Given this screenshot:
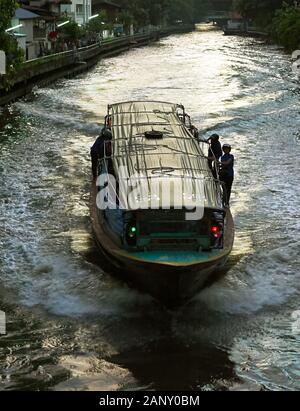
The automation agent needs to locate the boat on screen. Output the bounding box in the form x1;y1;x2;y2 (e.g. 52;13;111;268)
195;22;221;32
90;101;234;307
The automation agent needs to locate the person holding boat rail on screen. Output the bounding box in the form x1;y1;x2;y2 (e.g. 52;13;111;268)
219;143;234;206
207;134;222;178
91;127;112;178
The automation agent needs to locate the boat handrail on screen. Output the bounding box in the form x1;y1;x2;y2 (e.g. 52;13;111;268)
100;158;222;183
109;109;182;116
111;121;184;127
98;159;225;211
99;154;225;210
105;139;208;159
108;101;184;111
103;140;218;178
110;173;222;182
113;151;209;160
111;135;202;142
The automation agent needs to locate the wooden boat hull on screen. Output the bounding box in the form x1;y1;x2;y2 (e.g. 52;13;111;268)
90;182;234;307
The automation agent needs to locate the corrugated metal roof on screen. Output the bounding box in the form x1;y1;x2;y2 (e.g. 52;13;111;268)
93;0;122;9
108;101;223;210
15;8;40;20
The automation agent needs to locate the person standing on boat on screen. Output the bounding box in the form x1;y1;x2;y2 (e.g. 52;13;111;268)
220;144;234;206
207;134;222;176
91;128;112;178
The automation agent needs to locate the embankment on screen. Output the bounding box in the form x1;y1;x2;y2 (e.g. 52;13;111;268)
0;26;193;106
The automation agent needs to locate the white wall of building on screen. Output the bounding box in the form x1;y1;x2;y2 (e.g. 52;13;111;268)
22;20;34;43
10;17;35;42
0;51;6;75
15;35;27;54
61;0;92;24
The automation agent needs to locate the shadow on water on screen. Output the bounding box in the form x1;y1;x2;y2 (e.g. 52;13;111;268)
109;340;239;391
0;293;240;391
78;244;245;391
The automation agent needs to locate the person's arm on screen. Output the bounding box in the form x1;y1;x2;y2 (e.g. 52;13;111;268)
221;156;233;166
207;147;215;161
91;137;103;154
217;148;223;160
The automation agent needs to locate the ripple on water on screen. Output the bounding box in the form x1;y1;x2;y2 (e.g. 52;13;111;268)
0;30;299;391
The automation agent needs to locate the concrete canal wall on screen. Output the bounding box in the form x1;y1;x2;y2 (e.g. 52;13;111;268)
0;26;194;106
223;28;269;37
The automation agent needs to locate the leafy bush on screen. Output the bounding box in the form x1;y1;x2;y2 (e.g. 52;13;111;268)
58;20;85;41
0;0;25;90
233;1;300;50
0;32;24;90
85;12;112;36
272;5;300;50
117;0;196;29
0;0;19;32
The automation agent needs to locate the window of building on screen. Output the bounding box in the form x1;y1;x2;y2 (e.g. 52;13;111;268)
76;4;84;15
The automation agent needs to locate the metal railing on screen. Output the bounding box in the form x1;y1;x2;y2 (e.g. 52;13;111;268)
25;43;98;65
24;25;193;66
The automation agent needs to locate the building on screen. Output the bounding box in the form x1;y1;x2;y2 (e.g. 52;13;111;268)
20;0;72;16
10;8;41;60
13;0;72;59
91;1;124;36
92;0;122;22
20;1;73;34
11;2;72;59
60;1;92;24
60;1;123;27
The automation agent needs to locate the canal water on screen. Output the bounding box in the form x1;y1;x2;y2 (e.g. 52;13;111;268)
0;30;299;391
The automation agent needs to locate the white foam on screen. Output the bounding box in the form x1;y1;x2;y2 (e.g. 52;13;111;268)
194;242;300;315
17;254;153;317
15;102;102;135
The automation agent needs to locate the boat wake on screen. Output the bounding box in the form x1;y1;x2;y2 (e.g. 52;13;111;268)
15;101;102;135
192;242;300;315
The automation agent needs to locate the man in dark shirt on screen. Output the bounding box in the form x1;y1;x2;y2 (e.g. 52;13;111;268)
220;143;234;206
207;134;222;176
91;128;112;178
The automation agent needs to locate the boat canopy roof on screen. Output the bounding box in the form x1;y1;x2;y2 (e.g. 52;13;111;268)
107;101;223;210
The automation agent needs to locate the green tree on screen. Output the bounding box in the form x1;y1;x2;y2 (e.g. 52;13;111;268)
232;0;296;30
0;0;19;32
272;4;300;50
232;0;299;49
58;20;85;42
234;0;258;20
85;12;111;34
0;0;24;90
166;0;195;24
233;0;294;23
118;0;196;28
118;9;134;33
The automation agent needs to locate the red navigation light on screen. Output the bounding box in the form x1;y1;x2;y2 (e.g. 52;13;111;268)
211;225;222;238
